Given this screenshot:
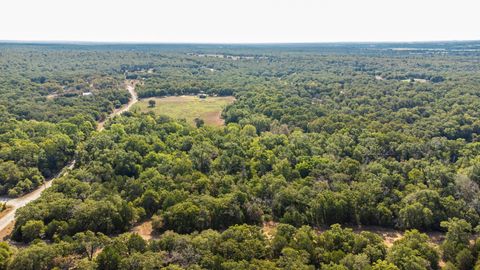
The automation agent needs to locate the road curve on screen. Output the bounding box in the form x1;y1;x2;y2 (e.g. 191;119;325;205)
0;81;138;232
98;81;138;131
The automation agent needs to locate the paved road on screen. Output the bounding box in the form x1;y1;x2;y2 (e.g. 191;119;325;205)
0;81;138;232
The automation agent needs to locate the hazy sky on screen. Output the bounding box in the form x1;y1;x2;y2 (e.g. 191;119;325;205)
1;0;479;43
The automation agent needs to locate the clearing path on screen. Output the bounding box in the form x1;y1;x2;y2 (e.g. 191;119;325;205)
0;80;138;234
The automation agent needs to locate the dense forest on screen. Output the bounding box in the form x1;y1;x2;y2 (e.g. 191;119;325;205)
1;42;480;269
0;46;134;196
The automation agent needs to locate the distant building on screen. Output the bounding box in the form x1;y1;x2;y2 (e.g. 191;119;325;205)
82;92;93;96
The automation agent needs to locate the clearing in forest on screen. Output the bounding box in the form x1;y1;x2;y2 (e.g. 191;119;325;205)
132;95;235;126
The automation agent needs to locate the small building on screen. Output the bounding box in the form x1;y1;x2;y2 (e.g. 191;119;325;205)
82;92;93;96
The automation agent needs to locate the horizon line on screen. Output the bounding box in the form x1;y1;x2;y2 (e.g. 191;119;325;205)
1;39;480;46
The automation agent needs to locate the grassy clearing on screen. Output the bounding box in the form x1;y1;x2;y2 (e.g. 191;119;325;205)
132;95;235;126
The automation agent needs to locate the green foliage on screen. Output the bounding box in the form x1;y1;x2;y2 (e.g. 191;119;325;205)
0;117;90;196
441;218;472;262
372;260;399;270
217;224;268;261
3;42;480;269
455;249;474;270
277;247;313;270
7;242;58;270
20;220;45;243
148;99;156;108
74;231;109;260
0;243;12;270
386;230;439;270
96;246;121;270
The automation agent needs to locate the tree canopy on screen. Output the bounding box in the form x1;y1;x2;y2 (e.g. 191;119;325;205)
2;41;480;269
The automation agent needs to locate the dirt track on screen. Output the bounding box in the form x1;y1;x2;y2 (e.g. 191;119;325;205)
97;81;138;131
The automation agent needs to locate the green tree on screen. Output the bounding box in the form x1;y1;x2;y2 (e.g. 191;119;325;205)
163;201;209;233
194;118;204;128
126;233;147;255
148;99;156;108
20;220;45;243
398;202;434;230
217;224;268;261
276;247;314;270
8;242;57;270
0;242;12;270
372;260;399;270
96;246;121;270
386;230;439;270
455;249;474;270
441;218;472;262
339;254;371;270
74;231;109;261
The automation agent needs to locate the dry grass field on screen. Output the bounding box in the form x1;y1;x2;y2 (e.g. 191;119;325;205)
132;95;235;126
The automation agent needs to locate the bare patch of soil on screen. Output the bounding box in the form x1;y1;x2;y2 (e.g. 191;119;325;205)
201;111;225;126
0;207;12;220
46;94;59;100
262;221;278;240
0;222;13;241
349;226;404;247
131;221;155;240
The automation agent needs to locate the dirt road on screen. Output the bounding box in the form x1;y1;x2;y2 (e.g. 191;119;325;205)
0;161;75;232
98;81;138;131
0;80;138;233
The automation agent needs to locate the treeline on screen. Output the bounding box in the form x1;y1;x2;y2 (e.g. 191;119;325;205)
3;221;480;269
128;48;480;139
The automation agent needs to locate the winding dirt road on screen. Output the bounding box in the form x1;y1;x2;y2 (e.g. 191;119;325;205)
98;81;138;131
0;80;138;233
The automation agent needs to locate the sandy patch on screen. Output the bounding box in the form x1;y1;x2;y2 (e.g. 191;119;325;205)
0;207;12;220
131;221;155;241
262;221;278;240
201;111;225;126
0;222;13;241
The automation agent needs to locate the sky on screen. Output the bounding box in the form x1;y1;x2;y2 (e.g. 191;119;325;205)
1;0;479;43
